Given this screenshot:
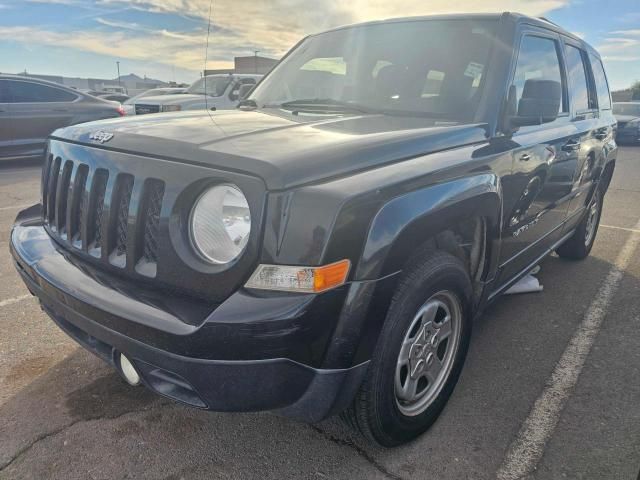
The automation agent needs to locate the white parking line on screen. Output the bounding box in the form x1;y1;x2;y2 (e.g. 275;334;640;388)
601;224;640;234
496;218;640;480
0;204;32;212
0;294;32;308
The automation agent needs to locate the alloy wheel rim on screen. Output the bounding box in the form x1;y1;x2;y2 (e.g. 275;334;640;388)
394;291;462;416
585;190;600;247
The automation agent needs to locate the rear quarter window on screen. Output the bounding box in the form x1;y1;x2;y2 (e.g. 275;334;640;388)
564;45;596;113
589;53;611;110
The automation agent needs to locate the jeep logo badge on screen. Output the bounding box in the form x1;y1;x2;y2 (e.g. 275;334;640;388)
89;131;114;144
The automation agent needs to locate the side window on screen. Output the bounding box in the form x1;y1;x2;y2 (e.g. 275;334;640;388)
564;45;595;113
512;35;566;114
589;54;611;110
8;81;77;103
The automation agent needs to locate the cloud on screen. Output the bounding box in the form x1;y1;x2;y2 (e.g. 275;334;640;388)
602;55;640;62
610;29;640;36
598;28;640;64
95;17;142;30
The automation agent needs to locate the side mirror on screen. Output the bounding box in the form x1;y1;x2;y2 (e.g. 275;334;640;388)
237;83;254;101
506;79;561;130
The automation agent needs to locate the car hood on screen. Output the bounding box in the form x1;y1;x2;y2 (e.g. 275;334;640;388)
134;93;207;106
51;109;488;190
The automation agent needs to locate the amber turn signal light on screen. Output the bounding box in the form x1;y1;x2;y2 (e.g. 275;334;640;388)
245;259;351;293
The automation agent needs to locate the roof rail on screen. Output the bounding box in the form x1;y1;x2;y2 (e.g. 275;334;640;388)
538;16;561;28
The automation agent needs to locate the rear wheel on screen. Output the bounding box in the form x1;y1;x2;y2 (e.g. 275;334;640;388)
343;250;472;446
556;188;603;260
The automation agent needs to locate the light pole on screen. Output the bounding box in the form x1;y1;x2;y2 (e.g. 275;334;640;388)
116;61;121;88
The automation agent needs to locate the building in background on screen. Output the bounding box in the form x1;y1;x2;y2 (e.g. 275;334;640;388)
5;72;174;96
205;55;278;76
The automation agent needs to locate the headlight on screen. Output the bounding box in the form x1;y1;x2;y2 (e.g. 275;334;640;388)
162;104;181;112
189;184;251;264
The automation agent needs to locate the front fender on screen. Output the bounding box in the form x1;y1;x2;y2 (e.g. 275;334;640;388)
320;174;503;369
355;173;502;281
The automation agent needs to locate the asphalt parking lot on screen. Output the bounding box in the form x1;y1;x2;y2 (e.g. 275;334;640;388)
0;147;639;480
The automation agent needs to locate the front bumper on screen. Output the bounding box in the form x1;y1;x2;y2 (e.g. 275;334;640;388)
10;206;370;422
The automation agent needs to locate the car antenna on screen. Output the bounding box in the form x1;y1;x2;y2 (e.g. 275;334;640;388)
203;0;226;134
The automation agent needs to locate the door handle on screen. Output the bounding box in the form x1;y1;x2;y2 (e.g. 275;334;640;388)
519;153;531;162
51;108;68;112
562;139;581;152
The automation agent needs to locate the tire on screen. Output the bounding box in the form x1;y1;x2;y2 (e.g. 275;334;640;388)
343;250;473;447
556;187;603;260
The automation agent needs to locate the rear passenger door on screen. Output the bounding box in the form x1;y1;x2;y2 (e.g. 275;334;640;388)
497;28;577;285
561;40;603;225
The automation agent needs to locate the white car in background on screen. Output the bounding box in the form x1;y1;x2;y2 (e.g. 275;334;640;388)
122;87;186;115
132;74;262;115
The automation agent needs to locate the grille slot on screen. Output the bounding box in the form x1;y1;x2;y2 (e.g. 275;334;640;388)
42;154;53;215
69;164;89;247
136;179;165;277
89;170;109;255
55;161;73;235
110;174;134;268
46;157;62;226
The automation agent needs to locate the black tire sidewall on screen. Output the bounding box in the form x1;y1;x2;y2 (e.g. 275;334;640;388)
584;188;603;253
557;187;604;260
367;252;473;446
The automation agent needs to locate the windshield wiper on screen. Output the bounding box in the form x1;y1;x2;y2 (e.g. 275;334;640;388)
273;98;375;114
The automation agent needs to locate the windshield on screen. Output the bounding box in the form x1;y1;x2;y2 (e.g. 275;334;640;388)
250;19;497;121
613;103;640;116
187;76;232;96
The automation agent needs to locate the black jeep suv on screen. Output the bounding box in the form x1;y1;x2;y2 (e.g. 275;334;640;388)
11;13;616;446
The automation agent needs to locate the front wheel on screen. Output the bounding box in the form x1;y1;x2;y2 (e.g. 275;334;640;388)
343;250;472;446
556;188;603;260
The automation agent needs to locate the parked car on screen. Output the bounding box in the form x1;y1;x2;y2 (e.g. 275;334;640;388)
132;74;261;115
101;85;127;95
79;89;104;96
122;87;186;115
613;102;640;144
11;13;616;446
97;93;130;104
0;75;125;161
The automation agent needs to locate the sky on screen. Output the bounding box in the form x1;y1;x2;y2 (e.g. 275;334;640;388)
0;0;639;90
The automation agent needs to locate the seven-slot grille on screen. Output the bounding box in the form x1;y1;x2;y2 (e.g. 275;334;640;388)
41;154;165;278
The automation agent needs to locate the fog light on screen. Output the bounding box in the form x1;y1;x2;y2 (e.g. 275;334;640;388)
119;353;141;386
